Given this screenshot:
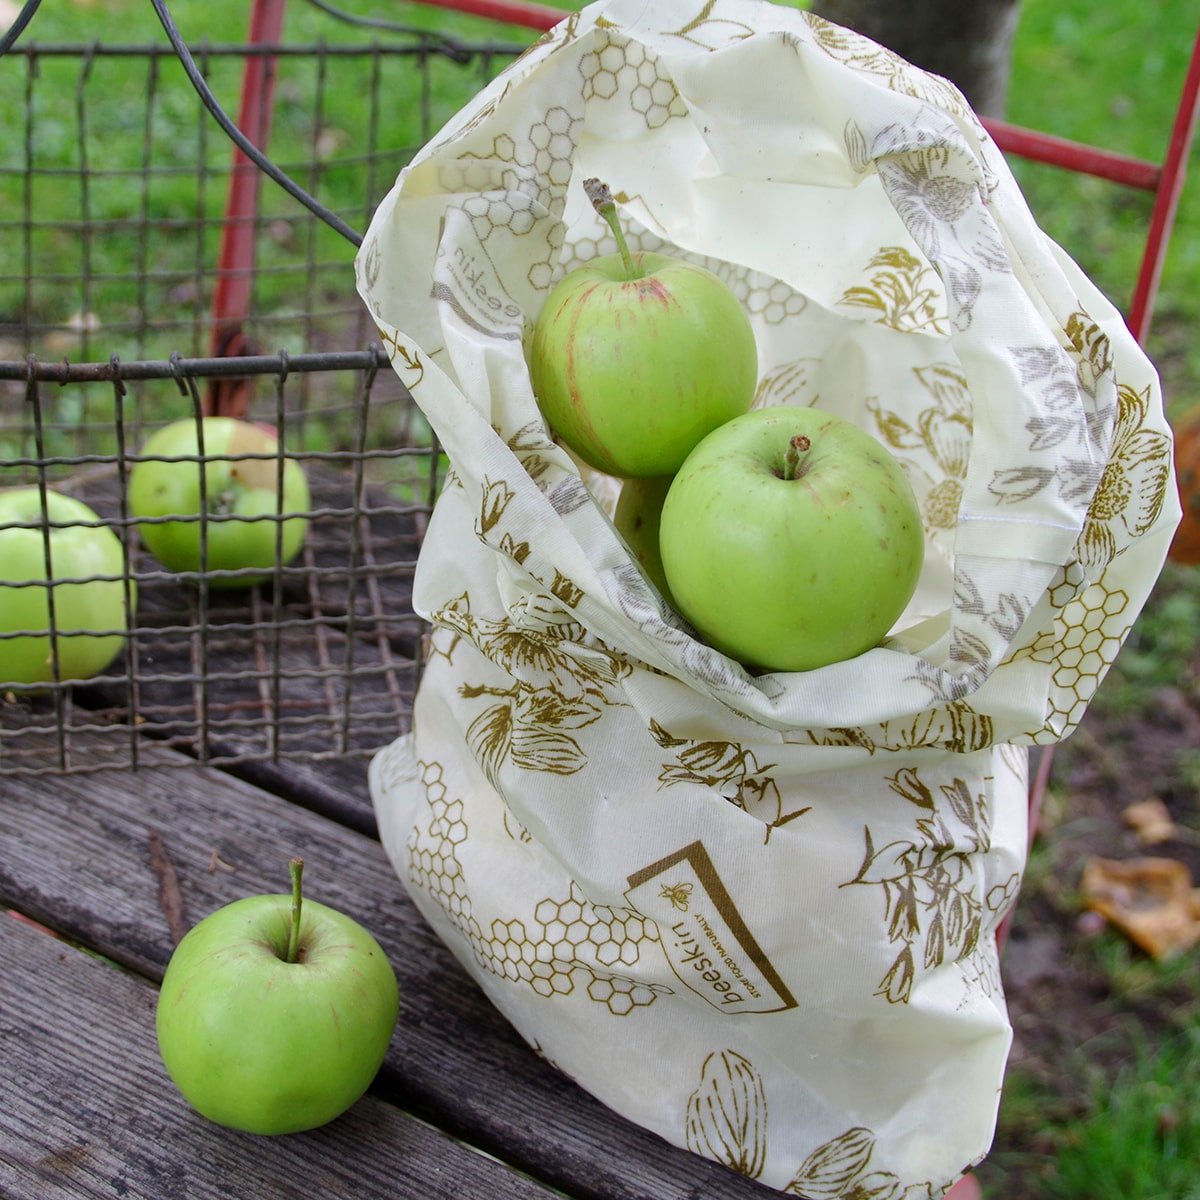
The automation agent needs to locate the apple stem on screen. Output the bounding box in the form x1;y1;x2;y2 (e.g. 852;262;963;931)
584;177;638;281
783;434;812;481
285;857;304;964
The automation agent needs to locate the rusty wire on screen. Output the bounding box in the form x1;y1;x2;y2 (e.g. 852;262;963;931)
0;10;520;776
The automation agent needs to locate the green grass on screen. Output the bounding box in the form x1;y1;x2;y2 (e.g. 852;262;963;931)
0;0;534;361
985;1024;1200;1200
1005;0;1200;423
1049;1024;1200;1200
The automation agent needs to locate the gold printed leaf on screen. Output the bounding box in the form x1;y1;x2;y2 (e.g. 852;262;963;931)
946;702;994;754
516;689;603;732
486;627;572;679
509;726;588;775
479;476;516;534
499;533;532;564
665;0;755;51
649;718;688;750
919;409;972;476
870;246;924;271
989;464;1056;504
1064;311;1114;383
550;570;584;609
886;767;935;809
924;912;945;969
856;1170;911;1198
466;701;514;783
684;1051;767;1179
754;358;819;410
676;740;753;781
844;120;871;173
939;778;978;831
914;362;970;415
811;725;878;753
788;1127;877;1198
839;287;888;313
865;401;922;451
878;946;916;1005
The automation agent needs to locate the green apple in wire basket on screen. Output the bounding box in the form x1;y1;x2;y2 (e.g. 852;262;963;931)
129;416;310;587
527;178;758;478
0;487;135;686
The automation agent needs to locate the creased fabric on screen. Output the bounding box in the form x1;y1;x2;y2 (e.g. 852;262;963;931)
357;2;1179;1193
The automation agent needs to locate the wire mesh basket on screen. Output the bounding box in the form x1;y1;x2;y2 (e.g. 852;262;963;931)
0;0;527;778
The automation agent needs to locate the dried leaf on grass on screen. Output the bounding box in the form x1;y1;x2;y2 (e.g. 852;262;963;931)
1122;797;1178;845
1080;856;1200;961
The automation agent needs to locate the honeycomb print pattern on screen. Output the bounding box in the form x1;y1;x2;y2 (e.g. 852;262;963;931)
441;106;582;291
579;32;687;129
407;759;668;1015
1019;569;1134;743
557;224;806;325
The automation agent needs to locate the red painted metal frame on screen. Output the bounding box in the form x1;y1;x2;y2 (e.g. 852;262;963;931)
1127;24;1200;343
205;0;287;416
408;0;562;28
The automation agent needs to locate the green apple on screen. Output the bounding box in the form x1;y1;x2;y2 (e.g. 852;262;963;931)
129;417;309;587
528;179;757;478
156;859;399;1135
614;475;674;601
0;487;135;686
659;406;924;673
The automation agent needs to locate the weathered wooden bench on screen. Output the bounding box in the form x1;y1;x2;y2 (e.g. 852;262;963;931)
0;460;786;1200
1;725;800;1200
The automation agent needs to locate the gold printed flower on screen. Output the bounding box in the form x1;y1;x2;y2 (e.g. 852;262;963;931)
650;720;807;840
881;143;978;256
1076;383;1171;574
868;363;972;534
839;247;949;336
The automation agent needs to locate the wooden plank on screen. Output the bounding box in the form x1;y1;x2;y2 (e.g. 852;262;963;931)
0;742;776;1200
0;912;562;1200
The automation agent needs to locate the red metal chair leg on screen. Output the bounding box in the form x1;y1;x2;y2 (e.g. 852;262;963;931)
205;0;288;417
947;1174;983;1200
1127;24;1200;344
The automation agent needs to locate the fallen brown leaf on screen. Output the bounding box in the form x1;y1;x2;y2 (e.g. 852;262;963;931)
1080;856;1200;961
1122;797;1178;845
148;827;189;945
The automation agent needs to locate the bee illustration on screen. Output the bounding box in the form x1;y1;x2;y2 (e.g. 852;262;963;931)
660;881;693;912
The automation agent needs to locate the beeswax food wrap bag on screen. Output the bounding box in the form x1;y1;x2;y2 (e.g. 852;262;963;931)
358;1;1180;1193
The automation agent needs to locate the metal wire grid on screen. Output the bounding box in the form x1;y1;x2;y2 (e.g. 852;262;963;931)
0;9;525;777
1;351;439;777
1;34;516;365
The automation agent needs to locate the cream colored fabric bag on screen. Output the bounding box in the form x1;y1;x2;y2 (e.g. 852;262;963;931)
357;1;1179;1193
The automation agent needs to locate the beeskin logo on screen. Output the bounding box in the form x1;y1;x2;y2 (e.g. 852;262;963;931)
432;209;523;341
625;841;796;1015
